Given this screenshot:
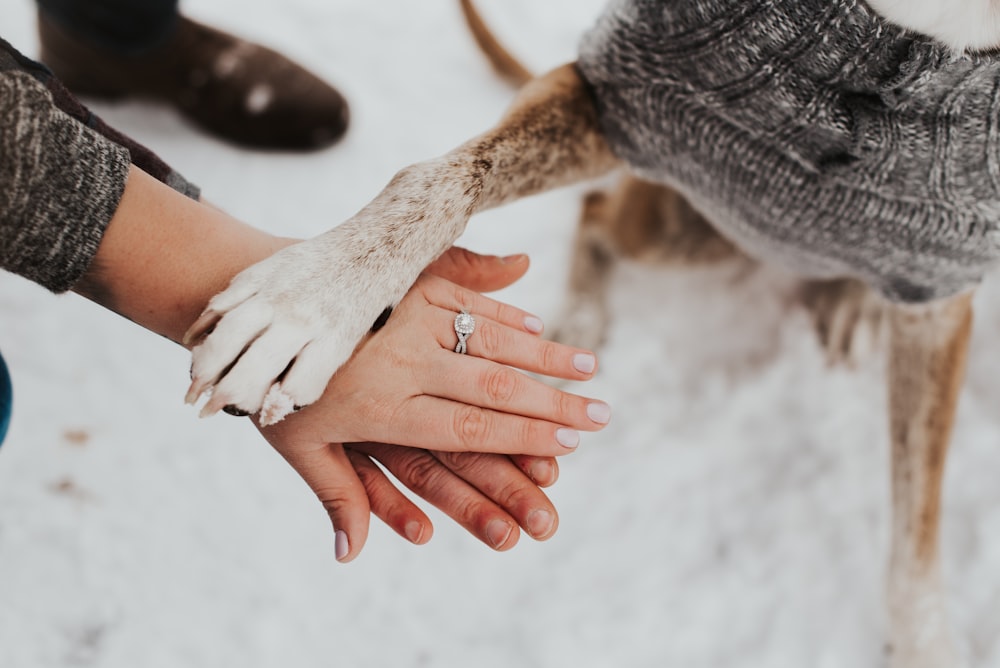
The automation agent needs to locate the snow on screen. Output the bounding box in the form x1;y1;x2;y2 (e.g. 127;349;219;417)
3;1;1000;666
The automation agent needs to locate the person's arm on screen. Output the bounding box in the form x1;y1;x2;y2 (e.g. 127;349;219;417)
71;166;603;563
73;164;294;342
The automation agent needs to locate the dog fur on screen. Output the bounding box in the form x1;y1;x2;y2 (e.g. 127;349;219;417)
185;2;985;665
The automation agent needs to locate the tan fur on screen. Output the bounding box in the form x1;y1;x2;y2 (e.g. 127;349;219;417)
456;3;978;666
886;293;973;667
190;5;982;662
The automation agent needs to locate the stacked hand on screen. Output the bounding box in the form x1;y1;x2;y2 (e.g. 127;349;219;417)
254;248;610;561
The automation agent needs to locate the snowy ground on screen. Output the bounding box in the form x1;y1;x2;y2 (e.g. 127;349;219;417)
3;1;1000;666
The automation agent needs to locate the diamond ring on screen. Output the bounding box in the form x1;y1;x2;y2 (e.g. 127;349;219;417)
454;310;476;354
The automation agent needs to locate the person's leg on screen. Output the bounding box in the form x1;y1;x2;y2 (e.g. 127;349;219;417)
37;0;178;54
36;1;349;151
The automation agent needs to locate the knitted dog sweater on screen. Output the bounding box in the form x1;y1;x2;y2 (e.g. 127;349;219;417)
577;0;1000;302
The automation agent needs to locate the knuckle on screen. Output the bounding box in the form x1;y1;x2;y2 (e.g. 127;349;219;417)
493;478;534;511
453;406;492;449
536;340;558;371
319;492;354;519
435;450;488;476
550;389;577;423
476;322;505;358
394;452;444;493
483;366;519;405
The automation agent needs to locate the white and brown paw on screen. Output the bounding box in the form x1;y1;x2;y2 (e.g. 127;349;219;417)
182;231;408;426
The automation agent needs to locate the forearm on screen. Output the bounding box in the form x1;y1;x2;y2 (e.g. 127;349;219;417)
75;164;296;344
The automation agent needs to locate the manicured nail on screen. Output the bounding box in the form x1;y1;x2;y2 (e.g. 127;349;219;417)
556;428;580;449
525;509;554;538
587;402;612;425
486;519;513;549
524;316;544;334
404;521;423;544
335;530;350;561
500;254;527;264
573;353;596;374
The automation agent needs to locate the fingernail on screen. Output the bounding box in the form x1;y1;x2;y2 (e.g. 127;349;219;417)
404;521;423;544
573;353;596;374
556;428;580;449
500;254;527;264
529;459;553;484
335;530;350;561
524;316;544;334
486;519;513;549
587;402;612;425
526;509;554;538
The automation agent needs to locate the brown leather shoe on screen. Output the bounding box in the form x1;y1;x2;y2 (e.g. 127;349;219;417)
38;13;349;151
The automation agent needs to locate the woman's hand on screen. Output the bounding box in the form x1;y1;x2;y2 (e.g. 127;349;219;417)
254;247;610;560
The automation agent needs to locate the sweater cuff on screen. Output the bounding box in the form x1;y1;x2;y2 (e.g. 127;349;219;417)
0;71;131;293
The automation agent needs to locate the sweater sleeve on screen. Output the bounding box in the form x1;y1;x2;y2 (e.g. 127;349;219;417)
0;70;131;293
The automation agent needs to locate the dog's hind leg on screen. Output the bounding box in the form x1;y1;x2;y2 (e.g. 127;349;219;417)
885;291;973;668
552;175;740;350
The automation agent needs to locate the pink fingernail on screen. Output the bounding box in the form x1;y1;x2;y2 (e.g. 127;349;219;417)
556;428;580;449
524;316;544;334
573;353;596;374
335;530;350;561
501;254;527;264
526;509;554;538
587;402;612;425
405;521;423;544
529;459;554;484
486;519;513;549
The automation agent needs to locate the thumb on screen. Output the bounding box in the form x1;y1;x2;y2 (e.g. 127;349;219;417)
425;246;529;292
279;443;372;563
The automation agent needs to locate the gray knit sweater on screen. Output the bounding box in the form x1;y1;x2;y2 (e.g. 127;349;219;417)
577;0;1000;302
0;38;197;293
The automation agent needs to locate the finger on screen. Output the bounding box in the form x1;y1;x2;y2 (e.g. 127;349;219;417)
424;349;610;430
344;447;433;545
510;455;560;488
353;443;521;551
418;273;545;336
434;310;599;381
280;443;371;562
199;323;313;416
368;395;584;455
424;247;530;293
186;299;274;404
432;450;559;541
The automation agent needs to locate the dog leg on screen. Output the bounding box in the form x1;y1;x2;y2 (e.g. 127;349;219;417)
552;175;739;350
184;64;619;422
885;291;972;668
799;278;884;367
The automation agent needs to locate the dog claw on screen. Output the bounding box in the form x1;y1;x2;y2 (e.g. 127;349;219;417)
183;309;222;347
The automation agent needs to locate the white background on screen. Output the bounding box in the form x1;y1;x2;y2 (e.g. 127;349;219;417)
2;1;1000;666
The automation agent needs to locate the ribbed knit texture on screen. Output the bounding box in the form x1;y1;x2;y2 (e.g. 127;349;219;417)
0;37;199;293
577;0;1000;302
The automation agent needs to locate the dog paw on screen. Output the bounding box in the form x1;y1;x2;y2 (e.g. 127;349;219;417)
182;235;404;425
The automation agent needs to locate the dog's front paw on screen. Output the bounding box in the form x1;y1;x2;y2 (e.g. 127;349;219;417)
182;239;392;425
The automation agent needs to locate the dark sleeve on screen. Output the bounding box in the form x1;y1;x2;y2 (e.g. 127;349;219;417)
0;70;130;292
0;37;199;293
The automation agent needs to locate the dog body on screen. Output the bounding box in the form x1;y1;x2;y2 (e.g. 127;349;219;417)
186;1;997;664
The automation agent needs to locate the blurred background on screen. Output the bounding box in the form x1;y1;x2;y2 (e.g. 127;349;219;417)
2;1;1000;666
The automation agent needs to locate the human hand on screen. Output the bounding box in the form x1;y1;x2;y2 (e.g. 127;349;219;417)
254;247;609;560
343;443;561;556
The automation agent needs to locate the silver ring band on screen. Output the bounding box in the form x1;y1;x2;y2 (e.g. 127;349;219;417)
454;310;476;354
